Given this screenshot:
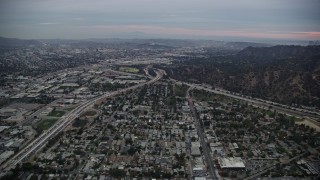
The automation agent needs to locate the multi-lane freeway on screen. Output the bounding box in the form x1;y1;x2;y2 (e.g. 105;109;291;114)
172;79;320;120
174;79;319;179
1;68;165;171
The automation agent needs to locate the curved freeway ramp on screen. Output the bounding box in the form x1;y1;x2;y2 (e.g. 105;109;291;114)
1;69;165;171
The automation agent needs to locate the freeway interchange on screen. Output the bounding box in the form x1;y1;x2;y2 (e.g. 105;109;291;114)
1;68;165;171
2;67;318;179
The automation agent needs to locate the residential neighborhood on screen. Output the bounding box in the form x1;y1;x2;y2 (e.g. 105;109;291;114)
0;42;319;179
0;62;319;179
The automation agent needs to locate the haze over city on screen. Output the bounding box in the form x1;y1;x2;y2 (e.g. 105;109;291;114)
0;0;320;179
0;0;320;40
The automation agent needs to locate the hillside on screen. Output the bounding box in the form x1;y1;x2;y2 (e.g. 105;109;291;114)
238;45;320;62
163;45;320;108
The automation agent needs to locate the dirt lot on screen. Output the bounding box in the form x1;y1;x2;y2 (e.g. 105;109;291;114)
295;119;320;132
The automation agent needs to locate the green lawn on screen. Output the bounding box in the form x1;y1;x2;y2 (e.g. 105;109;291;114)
119;67;139;73
36;118;58;131
48;110;65;117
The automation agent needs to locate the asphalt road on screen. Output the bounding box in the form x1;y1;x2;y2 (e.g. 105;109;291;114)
172;79;319;120
244;152;308;180
1;69;164;171
20;99;60;126
187;87;219;180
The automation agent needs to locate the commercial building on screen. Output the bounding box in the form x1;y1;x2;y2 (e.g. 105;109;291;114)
218;157;245;170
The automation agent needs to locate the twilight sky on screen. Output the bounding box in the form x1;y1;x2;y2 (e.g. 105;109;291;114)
0;0;319;40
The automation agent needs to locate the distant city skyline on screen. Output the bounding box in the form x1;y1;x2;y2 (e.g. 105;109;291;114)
0;0;319;40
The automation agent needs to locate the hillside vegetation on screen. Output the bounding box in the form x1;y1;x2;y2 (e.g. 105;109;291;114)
162;45;320;108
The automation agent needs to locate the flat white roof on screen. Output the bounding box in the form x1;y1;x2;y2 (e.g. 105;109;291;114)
194;177;206;180
219;157;245;168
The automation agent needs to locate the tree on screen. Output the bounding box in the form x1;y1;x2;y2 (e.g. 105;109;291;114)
127;147;137;155
247;151;254;158
109;168;126;178
0;172;20;180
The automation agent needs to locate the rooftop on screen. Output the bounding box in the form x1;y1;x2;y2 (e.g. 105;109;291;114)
219;157;245;169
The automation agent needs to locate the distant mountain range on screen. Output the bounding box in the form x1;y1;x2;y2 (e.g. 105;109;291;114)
0;37;42;48
0;36;273;49
1;36;319;107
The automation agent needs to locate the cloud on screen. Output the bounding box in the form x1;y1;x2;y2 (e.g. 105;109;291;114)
294;32;320;39
1;0;319;40
72;18;84;21
81;25;320;40
39;22;59;25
